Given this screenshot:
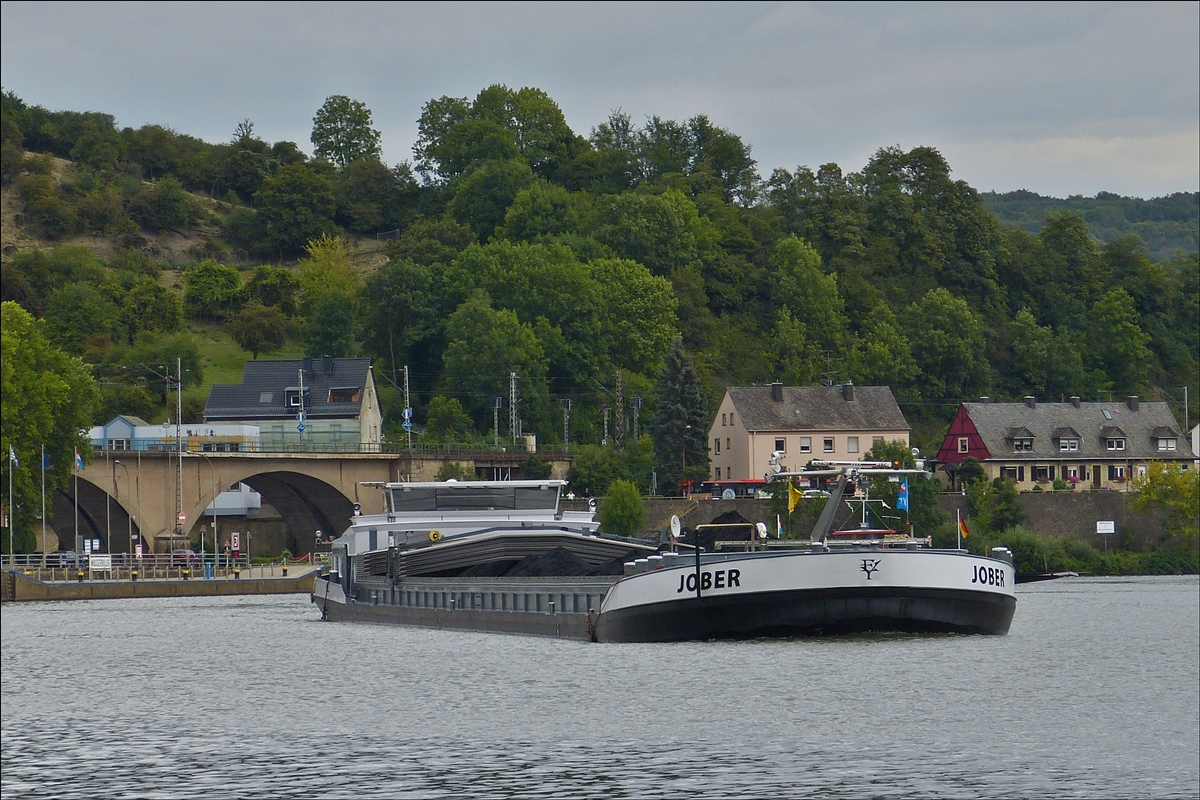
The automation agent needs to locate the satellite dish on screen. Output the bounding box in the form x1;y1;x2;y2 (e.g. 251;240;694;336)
722;488;736;500
911;447;920;457
670;515;681;538
755;522;768;539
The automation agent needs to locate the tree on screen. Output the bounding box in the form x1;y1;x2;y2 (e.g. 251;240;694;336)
598;479;646;536
310;95;382;169
1;302;100;552
447;158;536;240
1086;288;1152;393
770;236;847;356
297;233;359;315
184;259;243;319
441;290;548;426
422;395;475;442
227;302;288;359
647;341;710;493
908;287;990;399
304;290;357;358
1130;463;1199;553
245;265;300;316
42;283;119;356
845;303;917;388
253;163;337;255
121;275;182;344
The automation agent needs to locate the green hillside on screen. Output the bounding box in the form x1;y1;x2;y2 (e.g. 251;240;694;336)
2;87;1197;481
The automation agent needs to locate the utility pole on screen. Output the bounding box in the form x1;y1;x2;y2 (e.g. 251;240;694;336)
562;398;571;454
601;404;609;447
632;396;642;443
403;365;411;451
614;370;625;449
492;397;503;450
510;373;519;444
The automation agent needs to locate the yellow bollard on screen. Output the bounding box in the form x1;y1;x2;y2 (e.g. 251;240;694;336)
282;564;289;577
182;568;190;580
76;570;84;582
131;570;138;582
233;568;241;580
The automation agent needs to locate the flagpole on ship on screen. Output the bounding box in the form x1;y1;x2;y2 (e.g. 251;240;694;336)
956;508;961;551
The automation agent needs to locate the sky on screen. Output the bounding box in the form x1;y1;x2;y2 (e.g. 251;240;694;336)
1;1;1197;199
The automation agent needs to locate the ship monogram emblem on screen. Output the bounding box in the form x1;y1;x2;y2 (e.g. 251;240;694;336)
860;559;881;580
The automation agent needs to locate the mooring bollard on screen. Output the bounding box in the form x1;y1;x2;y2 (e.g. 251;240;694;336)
182;567;190;580
233;568;241;580
76;570;84;583
131;570;138;582
282;564;288;577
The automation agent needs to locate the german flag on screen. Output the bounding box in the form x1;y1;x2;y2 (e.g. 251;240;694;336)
958;517;970;539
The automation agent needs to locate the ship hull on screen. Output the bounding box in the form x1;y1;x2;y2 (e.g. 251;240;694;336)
594;549;1016;642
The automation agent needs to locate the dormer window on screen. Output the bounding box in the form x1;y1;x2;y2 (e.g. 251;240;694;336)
329;387;360;403
1014;437;1033;452
1059;439;1079;452
1157;438;1178;451
284;387;311;408
1106;438;1125;451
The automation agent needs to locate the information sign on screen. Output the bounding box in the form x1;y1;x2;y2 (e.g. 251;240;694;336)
1096;520;1116;534
297;423;306;433
90;554;112;572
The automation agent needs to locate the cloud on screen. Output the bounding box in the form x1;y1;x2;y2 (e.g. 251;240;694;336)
1;1;1195;197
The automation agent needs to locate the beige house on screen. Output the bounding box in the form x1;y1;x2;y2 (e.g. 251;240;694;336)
708;383;910;481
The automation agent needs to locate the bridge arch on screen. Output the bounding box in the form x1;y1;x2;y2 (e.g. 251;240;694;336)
49;479;148;555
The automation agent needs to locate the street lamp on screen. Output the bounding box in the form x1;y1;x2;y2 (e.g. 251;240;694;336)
199;453;219;568
681;424;692;496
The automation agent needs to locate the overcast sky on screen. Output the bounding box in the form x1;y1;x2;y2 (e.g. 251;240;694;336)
2;1;1196;198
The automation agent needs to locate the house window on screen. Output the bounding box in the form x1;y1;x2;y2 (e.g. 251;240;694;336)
1059;439;1079;451
775;438;786;453
1014;438;1033;452
1106;438;1125;451
1034;465;1050;482
847;436;859;454
1136;465;1147;478
1002;467;1018;480
721;413;727;426
823;438;834;453
329;387;360;403
958;437;969;454
730;414;734;426
725;438;730;450
1108;465;1126;481
800;437;811;453
714;467;720;479
873;436;884;446
714;438;721;455
1158;438;1177;451
1067;466;1079;481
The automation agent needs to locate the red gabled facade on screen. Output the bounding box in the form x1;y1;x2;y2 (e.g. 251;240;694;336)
937;405;991;464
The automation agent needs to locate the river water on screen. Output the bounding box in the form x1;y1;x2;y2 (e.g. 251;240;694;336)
2;576;1197;799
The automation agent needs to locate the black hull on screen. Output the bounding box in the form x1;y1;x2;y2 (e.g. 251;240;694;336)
594;586;1016;643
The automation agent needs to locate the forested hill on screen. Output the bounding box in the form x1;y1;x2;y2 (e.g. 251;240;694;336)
982;190;1199;261
2;87;1197;486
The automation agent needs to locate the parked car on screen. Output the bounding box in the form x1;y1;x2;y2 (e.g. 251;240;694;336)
171;549;201;566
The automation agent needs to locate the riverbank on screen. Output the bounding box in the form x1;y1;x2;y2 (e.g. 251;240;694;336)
1;567;320;603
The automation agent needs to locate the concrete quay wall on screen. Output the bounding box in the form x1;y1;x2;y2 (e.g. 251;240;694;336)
3;569;320;604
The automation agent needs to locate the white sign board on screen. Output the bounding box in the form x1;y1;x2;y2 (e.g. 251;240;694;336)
90;554;112;572
231;532;241;551
1096;520;1116;534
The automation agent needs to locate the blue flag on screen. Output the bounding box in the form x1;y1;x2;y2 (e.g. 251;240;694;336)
75;450;84;471
43;449;52;470
897;478;909;512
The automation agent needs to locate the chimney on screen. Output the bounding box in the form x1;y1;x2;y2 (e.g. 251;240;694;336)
979;396;991;403
323;355;335;375
770;382;783;402
1126;395;1139;412
841;382;855;402
303;356;313;375
1024;396;1036;409
1070;396;1081;408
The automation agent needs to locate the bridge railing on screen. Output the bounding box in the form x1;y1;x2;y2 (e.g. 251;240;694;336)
1;554;317;582
90;441;576;457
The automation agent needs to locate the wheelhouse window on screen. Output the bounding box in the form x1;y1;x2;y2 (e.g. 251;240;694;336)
1106;438;1126;451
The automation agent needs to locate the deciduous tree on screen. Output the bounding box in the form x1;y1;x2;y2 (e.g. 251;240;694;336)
311;95;382;169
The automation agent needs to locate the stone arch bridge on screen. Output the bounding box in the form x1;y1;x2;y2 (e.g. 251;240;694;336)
53;450;570;557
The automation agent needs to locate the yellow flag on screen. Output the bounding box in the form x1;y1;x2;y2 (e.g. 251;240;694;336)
788;482;803;513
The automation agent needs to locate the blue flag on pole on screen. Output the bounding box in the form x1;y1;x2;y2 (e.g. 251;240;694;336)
897;478;909;512
43;450;52;470
75;450;84;471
